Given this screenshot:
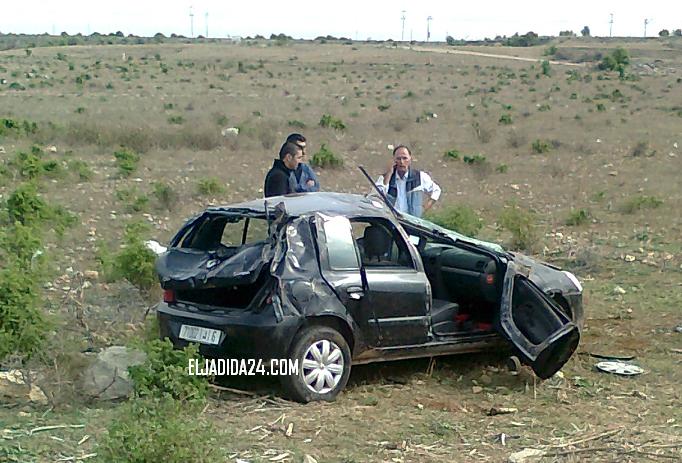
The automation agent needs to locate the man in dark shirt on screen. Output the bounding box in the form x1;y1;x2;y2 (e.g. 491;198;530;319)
264;142;302;197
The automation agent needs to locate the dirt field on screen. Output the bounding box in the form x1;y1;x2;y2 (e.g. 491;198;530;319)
1;37;681;462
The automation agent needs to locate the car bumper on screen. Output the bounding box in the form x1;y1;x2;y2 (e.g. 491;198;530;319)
156;302;302;360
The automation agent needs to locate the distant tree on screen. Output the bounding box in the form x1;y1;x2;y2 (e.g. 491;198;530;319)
446;35;455;45
115;31;124;37
658;29;670;37
674;29;682;36
581;26;591;37
559;30;576;37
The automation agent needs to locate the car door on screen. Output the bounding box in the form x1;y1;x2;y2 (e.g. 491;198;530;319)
498;260;580;379
351;218;430;347
314;214;381;349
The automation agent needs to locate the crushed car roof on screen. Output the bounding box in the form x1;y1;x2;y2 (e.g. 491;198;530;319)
206;192;395;219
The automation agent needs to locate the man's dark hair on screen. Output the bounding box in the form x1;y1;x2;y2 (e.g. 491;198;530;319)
286;133;306;145
392;144;411;156
279;141;301;160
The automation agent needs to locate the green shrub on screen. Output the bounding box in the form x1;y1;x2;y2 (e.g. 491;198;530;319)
197;178;225;196
287;119;306;128
0;258;49;362
67;159;94;181
499;203;537;251
499;114;513;125
6;182;47;225
152;182;178;211
444;149;461;160
565;208;592;226
167;115;184;125
621;195;663;214
599;47;629;73
377;104;391;112
596;103;606;112
97;397;223;463
100;221;158;292
531;139;552;154
114;148;140;177
541;60;551;76
544;45;558;56
496;163;509;173
116;188;150;213
311;143;343;168
462;154;487;165
129;339;208;402
424;205;483;237
319;114;346;130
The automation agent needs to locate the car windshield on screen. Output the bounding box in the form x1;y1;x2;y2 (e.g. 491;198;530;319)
399;213;505;253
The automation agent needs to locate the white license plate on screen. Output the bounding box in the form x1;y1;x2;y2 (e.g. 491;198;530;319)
179;325;222;345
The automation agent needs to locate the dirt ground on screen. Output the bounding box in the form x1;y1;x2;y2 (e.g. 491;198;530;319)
1;37;681;461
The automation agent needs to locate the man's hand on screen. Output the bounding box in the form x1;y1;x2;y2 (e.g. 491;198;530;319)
306;180;315;188
382;158;395;184
424;198;435;212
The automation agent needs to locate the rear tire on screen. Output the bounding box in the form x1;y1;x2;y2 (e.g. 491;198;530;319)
280;326;351;403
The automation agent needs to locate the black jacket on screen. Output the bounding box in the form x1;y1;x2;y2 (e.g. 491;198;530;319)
264;159;295;197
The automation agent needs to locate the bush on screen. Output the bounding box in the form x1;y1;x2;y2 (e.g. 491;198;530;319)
197;178;225;196
499;114;513;125
311;143;343;168
100;221;158;293
444;149;461;160
6;182;47;225
565;208;592;226
621;195;663;214
541;60;551;76
67;159;94;181
114;148;140;177
287;119;306;128
0;258;48;363
531;139;552;154
424;205;483;237
463;154;487;165
499;203;537;251
319;114;346;131
152;182;178;211
97;397;223;463
598;47;629;73
129;339;208;402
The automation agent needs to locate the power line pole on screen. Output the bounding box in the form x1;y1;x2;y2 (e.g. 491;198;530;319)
644;18;649;37
189;6;194;38
426;16;432;42
401;10;406;41
609;13;613;37
205;11;208;38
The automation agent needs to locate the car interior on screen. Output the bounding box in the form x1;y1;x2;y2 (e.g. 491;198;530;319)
352;218;502;336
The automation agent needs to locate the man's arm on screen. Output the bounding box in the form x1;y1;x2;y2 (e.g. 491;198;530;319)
419;171;441;212
302;164;320;192
265;173;289;197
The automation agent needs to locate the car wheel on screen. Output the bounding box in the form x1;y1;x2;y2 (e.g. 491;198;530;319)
280;326;351;403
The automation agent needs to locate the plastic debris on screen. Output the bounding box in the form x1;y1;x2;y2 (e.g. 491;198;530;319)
595;361;644;376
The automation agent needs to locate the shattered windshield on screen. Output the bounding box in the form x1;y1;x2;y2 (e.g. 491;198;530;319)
400;214;505;253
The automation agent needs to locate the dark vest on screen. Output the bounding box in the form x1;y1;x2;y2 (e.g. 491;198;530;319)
386;168;423;216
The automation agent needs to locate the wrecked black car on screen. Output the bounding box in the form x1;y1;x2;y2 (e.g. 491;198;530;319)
155;192;583;402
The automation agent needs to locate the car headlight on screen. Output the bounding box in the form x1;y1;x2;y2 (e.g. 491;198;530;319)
562;271;583;292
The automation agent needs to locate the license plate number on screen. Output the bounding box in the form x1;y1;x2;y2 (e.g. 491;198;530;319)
179;325;222;345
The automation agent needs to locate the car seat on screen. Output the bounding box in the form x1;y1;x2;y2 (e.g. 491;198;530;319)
362;225;392;263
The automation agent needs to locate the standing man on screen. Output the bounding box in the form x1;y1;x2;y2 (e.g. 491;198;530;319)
286;133;320;192
264;142;302;197
375;145;441;217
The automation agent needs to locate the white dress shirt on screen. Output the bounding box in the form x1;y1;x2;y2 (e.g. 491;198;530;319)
375;169;442;213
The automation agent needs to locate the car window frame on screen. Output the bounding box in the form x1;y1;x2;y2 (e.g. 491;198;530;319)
350;217;418;271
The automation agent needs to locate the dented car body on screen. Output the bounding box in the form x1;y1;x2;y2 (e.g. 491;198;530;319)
156;192;583;402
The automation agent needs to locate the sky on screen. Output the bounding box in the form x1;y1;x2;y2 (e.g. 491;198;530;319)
2;1;680;41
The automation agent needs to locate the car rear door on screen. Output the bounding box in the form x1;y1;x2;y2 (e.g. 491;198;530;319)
314;214;381;348
498;261;580;379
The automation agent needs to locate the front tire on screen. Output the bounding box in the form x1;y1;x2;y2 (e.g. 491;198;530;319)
280;326;351;403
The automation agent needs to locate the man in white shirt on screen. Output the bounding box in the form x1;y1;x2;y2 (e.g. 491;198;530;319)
375;145;441;217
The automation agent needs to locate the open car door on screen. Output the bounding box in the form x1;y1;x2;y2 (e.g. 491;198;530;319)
498;261;580;379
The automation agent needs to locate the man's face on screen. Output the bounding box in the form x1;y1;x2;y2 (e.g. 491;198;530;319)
393;147;412;176
284;148;302;170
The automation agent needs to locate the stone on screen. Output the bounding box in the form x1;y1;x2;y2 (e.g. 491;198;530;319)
509;448;545;462
80;346;146;401
0;370;48;405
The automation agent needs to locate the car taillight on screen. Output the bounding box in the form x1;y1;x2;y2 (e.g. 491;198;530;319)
163;289;176;303
485;274;495;285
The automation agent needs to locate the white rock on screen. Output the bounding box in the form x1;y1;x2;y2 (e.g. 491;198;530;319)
509;448;546;462
0;370;48;405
